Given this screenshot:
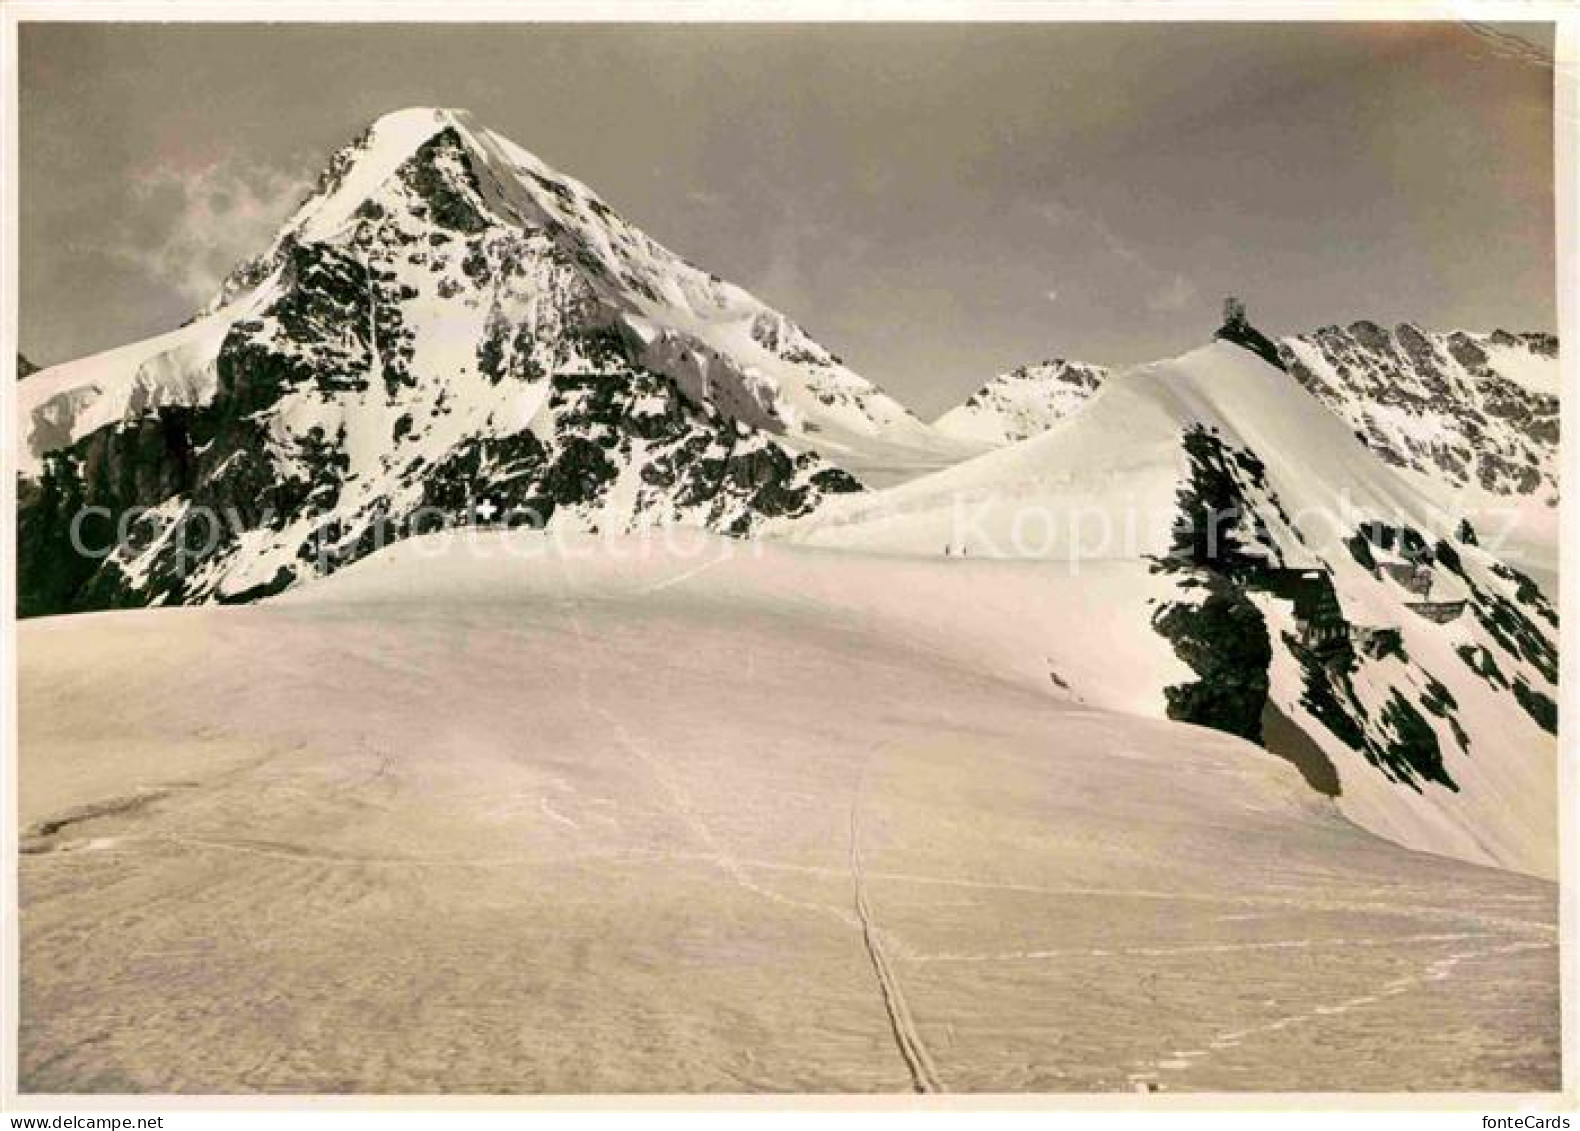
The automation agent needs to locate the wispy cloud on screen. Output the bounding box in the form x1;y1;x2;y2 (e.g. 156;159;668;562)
1146;273;1197;312
751;191;868;323
1036;198;1199;316
103;155;312;304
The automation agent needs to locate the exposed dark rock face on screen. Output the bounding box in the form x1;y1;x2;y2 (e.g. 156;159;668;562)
18;353;39;379
1280;322;1558;500
1152;427;1283;747
16;113;865;617
1152;572;1272;744
938;321;1558;510
1432;538;1560;734
18;353;858;616
1169;425;1283;571
1142;426;1547;798
1283;626;1458;794
1512;680;1558;735
1214;310;1287;372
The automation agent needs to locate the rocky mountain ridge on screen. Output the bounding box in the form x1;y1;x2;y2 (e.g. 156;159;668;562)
936;320;1559;507
17;108;977;615
791;335;1559;876
932;358;1109;444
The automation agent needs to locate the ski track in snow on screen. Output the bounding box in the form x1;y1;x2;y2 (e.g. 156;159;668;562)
24;835;1559;938
557;558;858;931
1124;937;1556;1090
581;635;949;1093
849;757;945;1094
593;700;860;932
555;553;945;1092
904;932;1489;964
16;539;1559;1092
582;665;956;1093
635;549;739;595
538;798;580;830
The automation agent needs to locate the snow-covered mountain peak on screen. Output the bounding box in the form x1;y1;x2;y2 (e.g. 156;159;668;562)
787;338;1559;877
217;107;623;256
22;109;992;612
933;356;1109;444
935;316;1560;513
1281;320;1559;500
161;107;952;472
288;108;472;241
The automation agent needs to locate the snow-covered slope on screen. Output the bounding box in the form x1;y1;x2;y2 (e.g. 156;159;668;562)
16;291;280;466
785;339;1558;879
790;340;1450;559
933;324;1559;506
16;108;975;615
929;322;1561;583
933;358;1108;444
18;531;1557;1091
203;108;959;467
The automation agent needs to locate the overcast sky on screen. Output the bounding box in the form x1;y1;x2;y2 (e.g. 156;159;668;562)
18;21;1555;417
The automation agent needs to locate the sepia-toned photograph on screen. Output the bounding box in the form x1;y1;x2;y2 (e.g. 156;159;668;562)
2;4;1573;1112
